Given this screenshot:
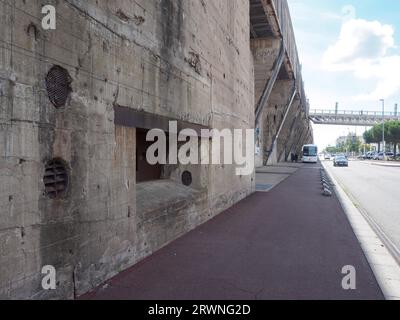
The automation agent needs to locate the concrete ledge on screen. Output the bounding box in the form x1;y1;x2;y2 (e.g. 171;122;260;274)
322;162;400;300
137;180;205;216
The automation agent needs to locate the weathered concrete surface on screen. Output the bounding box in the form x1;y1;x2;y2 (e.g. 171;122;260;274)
0;0;254;299
0;0;312;299
251;38;281;106
250;0;313;166
80;164;383;300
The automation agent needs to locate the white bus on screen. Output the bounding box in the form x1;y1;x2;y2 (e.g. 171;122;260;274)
302;144;318;163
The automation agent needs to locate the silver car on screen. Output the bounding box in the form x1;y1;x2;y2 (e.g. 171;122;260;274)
334;156;349;167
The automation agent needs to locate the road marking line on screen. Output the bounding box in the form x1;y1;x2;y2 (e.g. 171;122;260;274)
322;162;400;300
333;173;400;264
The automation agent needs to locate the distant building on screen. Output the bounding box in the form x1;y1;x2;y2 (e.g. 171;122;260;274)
336;136;347;146
336;135;364;147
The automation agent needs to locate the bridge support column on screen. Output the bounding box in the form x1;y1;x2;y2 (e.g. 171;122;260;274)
267;88;297;165
250;0;314;167
251;38;283;167
276;98;302;162
260;79;294;166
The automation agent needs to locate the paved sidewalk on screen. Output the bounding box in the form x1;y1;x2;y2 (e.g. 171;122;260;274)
81;163;384;300
256;163;302;192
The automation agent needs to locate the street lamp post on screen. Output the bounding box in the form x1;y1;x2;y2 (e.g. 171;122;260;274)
364;126;367;155
380;99;386;160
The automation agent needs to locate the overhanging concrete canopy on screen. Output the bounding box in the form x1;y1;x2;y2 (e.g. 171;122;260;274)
250;0;277;39
250;0;313;166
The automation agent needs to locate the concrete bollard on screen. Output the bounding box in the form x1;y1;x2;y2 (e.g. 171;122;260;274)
320;169;333;196
322;188;333;197
322;180;331;186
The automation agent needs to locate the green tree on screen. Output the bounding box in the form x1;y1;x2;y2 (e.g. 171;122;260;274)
363;129;375;144
360;144;372;153
387;121;400;158
345;133;361;153
364;123;390;152
325;146;340;154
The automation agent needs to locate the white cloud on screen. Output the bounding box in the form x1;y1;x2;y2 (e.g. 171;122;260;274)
322;18;400;100
323;19;395;66
354;56;400;100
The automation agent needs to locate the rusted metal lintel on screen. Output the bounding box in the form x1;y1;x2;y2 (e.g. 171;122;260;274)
114;105;211;137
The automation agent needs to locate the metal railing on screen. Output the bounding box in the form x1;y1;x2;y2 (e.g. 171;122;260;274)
271;0;300;79
310;109;400;117
271;0;307;111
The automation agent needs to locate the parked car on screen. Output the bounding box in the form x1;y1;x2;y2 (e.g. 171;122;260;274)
373;152;383;160
377;152;394;160
366;152;376;159
334;156;349;167
387;152;394;160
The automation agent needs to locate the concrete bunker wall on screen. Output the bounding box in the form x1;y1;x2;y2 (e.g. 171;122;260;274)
0;0;254;299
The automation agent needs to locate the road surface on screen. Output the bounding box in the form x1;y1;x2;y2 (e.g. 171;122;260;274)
325;160;400;260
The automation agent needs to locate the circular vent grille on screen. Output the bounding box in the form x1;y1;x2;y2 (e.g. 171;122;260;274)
44;159;69;199
46;65;72;108
181;171;193;186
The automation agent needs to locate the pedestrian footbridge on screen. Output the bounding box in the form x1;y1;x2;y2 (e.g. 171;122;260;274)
309;109;400;126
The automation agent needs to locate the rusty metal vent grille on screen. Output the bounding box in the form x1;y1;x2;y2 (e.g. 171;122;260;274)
44;159;69;199
46;65;72;108
182;171;192;186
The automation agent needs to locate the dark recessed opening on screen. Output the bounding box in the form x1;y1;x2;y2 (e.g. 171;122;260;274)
44;159;69;199
136;128;166;183
46;65;72;108
181;171;192;186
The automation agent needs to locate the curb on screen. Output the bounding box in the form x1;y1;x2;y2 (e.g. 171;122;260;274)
361;161;400;168
322;162;400;300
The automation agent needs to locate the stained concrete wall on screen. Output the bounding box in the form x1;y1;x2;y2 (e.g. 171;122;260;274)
251;38;281;106
251;38;281;167
0;0;255;299
250;0;313;167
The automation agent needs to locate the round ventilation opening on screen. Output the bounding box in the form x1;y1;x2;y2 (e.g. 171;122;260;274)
181;171;192;186
46;65;72;108
44;159;69;199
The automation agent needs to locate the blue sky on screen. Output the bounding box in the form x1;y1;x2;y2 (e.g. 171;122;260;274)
287;0;400;149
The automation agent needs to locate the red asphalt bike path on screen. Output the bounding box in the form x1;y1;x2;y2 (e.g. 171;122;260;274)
81;163;384;300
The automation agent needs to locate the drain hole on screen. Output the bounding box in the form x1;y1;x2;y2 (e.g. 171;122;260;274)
44;159;69;199
181;171;192;186
46;65;72;108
